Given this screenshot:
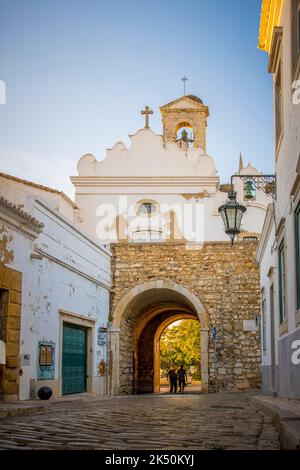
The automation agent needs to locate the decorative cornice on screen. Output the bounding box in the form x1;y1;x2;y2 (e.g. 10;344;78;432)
70;176;220;188
160;95;205;110
258;0;283;52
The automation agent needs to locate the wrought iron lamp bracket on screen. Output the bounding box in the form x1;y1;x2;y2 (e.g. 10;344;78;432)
230;174;276;200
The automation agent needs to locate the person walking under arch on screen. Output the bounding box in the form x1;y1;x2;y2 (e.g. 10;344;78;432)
167;367;178;394
177;365;187;393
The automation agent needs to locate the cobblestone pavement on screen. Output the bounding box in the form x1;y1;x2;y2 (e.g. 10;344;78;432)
0;392;280;450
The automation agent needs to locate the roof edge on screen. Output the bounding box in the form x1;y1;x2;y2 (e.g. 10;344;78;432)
0;172;78;209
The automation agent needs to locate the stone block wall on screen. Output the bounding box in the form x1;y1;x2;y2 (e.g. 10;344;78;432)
110;241;262;393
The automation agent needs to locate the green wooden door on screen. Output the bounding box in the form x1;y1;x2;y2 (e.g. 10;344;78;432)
62;324;86;395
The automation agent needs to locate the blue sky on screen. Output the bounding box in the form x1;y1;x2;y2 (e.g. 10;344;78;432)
0;0;274;197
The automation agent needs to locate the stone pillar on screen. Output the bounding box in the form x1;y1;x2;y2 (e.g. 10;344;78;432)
109;327;120;395
201;329;209;393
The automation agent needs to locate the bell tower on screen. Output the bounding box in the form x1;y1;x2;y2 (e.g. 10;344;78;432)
160;95;209;152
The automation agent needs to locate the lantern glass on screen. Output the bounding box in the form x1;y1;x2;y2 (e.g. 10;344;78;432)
218;191;247;244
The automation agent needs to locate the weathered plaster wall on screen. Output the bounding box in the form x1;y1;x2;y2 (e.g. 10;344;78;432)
18;199;111;400
0;197;111;400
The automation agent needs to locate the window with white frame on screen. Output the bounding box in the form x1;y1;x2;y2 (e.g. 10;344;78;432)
292;0;300;77
278;240;286;324
295;201;300;309
275;60;283;145
261;298;267;353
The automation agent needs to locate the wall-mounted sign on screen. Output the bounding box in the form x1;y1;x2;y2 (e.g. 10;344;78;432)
21;353;31;366
98;327;108;345
243;320;258;332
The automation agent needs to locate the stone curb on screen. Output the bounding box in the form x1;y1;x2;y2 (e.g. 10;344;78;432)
0;406;45;420
250;396;300;450
0;395;104;421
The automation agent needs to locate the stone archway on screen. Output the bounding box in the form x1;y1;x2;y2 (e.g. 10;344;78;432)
109;279;210;395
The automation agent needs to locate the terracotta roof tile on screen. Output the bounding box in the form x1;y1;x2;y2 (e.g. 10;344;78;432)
0;196;44;228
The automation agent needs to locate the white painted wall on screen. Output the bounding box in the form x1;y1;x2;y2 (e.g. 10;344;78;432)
0;196;111;400
257;0;300;398
20;199;110;400
71;128;270;244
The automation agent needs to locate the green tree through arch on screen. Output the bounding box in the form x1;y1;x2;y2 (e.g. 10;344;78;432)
160;319;201;377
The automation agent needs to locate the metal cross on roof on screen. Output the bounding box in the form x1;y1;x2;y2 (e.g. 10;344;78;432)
181;75;188;96
141;106;153;128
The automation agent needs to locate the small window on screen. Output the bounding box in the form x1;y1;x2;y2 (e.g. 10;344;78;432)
262;299;267;353
39;344;53;366
137;201;158;217
275;61;283;145
295;202;300;309
278;240;286;324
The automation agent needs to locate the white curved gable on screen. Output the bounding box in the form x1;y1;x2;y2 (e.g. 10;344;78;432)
77;128;217;178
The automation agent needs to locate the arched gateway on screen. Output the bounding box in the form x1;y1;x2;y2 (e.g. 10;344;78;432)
109;280;210;395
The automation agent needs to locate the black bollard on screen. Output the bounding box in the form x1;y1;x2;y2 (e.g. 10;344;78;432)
38;386;53;400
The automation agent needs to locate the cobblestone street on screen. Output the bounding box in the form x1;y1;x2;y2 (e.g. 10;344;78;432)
0;392;280;450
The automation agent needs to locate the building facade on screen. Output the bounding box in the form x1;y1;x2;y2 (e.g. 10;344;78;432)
257;0;300;398
72;96;270;395
0;175;110;400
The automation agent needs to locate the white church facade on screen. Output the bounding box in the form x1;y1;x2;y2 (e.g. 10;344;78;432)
71;96;269;247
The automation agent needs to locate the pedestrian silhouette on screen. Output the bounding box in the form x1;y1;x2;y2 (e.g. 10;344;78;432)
177;365;187;393
167;367;178;394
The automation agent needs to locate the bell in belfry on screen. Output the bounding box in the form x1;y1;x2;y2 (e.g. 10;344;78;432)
244;180;255;200
181;129;188;142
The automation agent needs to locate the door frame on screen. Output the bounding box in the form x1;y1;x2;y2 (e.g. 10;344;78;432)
62;322;87;395
269;283;276;393
58;310;95;397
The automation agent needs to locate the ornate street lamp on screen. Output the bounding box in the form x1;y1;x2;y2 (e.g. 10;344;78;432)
218;191;247;245
218;173;276;244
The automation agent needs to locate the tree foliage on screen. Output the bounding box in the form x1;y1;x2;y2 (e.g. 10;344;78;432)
160;320;200;374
